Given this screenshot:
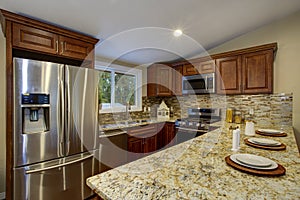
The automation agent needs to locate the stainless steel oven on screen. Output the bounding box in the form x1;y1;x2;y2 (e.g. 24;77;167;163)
175;108;220;144
182;73;215;94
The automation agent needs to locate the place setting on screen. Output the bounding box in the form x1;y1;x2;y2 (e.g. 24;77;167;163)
244;137;286;150
255;128;287;137
225;153;286;176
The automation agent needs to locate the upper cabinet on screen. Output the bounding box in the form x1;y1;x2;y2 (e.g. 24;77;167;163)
216;46;275;94
181;59;216;76
147;44;276;97
182;63;198;76
172;65;183;96
147;63;182;96
1;9;99;68
242;50;273;94
216;56;242;94
12;23;94;60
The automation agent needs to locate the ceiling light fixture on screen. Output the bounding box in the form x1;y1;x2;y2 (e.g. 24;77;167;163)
173;29;183;37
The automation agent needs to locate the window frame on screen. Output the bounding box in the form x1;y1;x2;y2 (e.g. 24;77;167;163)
95;61;142;113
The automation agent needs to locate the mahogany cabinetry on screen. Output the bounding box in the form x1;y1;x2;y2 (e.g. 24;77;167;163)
147;63;182;96
12;23;95;62
127;124;158;162
127;122;176;162
172;65;183;96
216;49;274;94
1;9;98;67
216;56;242;94
161;122;176;148
182;59;216;76
182;63;198;76
162;43;277;96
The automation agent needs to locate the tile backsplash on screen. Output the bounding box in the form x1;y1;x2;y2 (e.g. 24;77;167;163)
99;93;293;127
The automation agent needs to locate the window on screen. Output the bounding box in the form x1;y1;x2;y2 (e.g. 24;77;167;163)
96;62;142;113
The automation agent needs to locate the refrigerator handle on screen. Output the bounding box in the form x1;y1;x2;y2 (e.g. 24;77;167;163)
65;67;71;156
25;154;93;174
57;66;65;157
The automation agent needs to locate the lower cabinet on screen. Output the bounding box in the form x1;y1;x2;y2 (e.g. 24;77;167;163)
161;122;176;148
127;122;176;162
127;124;158;162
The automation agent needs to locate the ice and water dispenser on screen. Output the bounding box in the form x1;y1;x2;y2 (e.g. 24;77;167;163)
21;93;50;134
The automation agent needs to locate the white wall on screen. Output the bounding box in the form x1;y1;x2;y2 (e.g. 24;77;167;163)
207;10;300;147
0;26;6;193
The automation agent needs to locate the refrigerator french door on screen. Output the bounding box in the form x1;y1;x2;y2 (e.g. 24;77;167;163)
13;57;99;200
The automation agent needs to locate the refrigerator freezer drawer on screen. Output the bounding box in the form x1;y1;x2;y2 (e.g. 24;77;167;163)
13;151;99;200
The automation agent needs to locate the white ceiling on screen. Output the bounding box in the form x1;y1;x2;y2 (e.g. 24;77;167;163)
1;0;300;65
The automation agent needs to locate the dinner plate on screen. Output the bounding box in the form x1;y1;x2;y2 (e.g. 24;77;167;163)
230;154;278;170
257;129;283;134
235;154;272;167
248;138;281;146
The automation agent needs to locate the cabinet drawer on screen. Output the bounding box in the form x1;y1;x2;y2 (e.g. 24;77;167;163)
13;23;58;54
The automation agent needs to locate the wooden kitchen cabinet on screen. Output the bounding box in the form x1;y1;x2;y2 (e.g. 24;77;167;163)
147;63;181;96
182;59;215;76
127;124;158;162
182;63;198;76
12;23;95;61
162;122;176;147
242;50;273;94
12;23;58;55
147;64;157;96
195;59;216;74
216;56;242;94
58;35;94;60
157;64;173;96
216;49;274;94
172;65;183;95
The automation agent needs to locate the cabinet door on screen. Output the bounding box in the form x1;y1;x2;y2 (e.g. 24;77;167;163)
12;23;58;54
173;66;183;96
127;137;143;162
182;63;198;76
157;64;173;96
147;64;157;97
59;36;93;60
242;50;273;94
143;134;157;154
196;60;215;74
163;123;176;147
216;56;242;94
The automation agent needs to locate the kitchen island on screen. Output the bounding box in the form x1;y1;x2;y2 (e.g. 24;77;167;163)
87;121;300;199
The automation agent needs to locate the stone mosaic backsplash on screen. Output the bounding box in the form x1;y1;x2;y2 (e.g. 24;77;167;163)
99;93;293;127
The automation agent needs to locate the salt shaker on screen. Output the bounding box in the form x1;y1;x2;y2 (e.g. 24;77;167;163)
231;128;240;151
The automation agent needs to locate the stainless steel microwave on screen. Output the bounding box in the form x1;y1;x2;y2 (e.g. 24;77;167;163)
182;73;215;94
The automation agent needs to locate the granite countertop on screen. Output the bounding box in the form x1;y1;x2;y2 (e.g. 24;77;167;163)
99;118;177;132
88;121;300;199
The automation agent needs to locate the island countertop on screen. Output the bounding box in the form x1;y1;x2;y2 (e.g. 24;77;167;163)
87;122;300;199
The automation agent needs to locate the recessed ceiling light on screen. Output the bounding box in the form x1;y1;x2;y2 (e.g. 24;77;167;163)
173;29;183;37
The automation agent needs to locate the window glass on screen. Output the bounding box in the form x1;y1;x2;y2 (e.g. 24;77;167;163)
96;64;142;113
115;72;136;106
99;71;111;105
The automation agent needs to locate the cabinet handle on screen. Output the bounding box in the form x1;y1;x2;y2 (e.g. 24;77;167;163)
61;41;64;54
56;40;58;53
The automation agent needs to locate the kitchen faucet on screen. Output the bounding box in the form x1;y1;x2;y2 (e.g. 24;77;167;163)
125;101;130;120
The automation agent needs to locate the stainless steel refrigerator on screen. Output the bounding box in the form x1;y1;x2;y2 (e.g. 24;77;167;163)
13;57;99;200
